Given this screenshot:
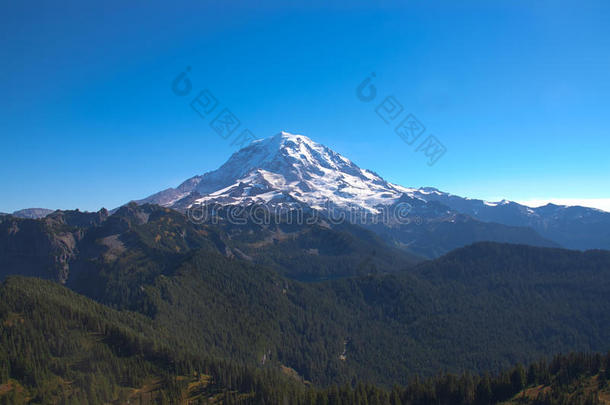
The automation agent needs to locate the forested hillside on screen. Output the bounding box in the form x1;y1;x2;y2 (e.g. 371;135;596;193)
1;205;610;403
2;277;610;404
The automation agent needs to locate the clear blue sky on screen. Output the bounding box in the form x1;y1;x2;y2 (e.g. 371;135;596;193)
2;0;609;212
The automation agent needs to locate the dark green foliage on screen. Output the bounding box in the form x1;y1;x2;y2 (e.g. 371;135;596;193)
70;237;610;386
3;206;610;386
0;276;310;403
1;205;610;403
1;277;608;403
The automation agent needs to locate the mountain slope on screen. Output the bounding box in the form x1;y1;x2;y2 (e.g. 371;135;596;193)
2;205;610;386
4;276;609;404
0;203;421;286
0;276;310;404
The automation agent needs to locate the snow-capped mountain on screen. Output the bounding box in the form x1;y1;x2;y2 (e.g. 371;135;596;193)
143;131;419;213
140;131;610;253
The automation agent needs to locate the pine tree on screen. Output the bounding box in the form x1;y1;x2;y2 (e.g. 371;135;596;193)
511;364;527;393
475;374;492;405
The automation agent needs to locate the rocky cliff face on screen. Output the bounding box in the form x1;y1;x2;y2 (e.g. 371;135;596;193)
0;218;77;283
0;209;111;283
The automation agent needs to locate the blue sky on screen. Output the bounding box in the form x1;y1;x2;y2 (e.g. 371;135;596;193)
2;0;609;212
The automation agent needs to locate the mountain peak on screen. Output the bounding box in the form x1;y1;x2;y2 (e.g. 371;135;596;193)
250;131;349;167
141;131;414;212
245;131;329;167
248;131;316;150
267;130;313;143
